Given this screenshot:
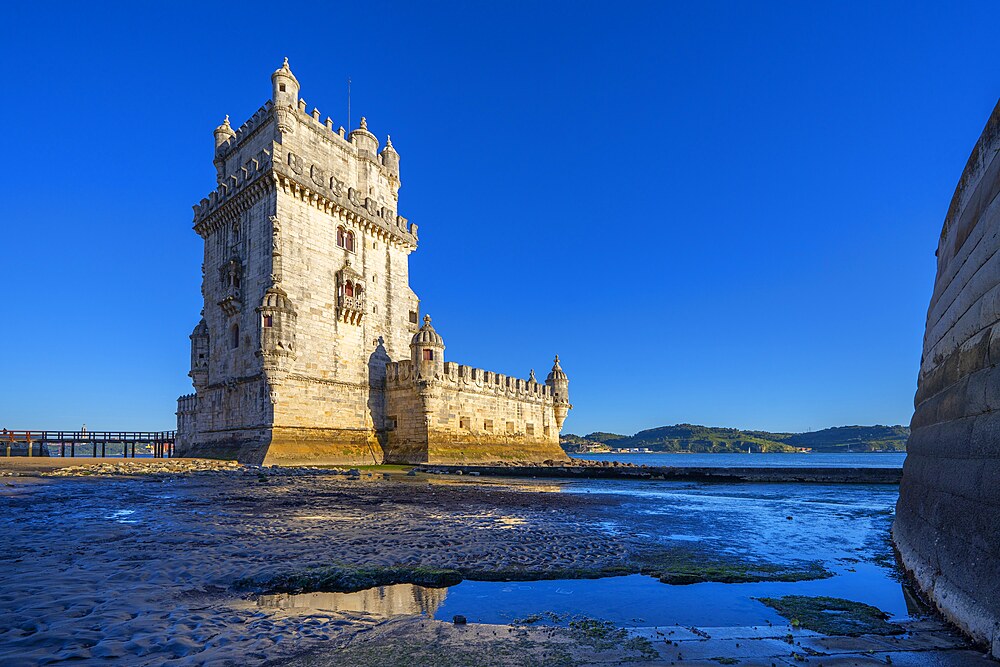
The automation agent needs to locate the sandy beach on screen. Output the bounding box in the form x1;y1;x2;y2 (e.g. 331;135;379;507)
0;460;993;666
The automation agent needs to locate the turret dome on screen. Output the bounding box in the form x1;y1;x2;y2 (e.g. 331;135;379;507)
546;355;567;383
271;57;299;86
411;314;444;347
191;319;209;337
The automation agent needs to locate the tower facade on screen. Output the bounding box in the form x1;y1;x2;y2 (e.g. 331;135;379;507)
176;60;570;465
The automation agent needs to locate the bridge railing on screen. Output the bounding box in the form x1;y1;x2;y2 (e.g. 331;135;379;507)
1;430;176;458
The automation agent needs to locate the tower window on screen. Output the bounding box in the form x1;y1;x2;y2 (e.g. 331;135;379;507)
345;281;354;298
422;349;434;361
484;419;494;431
337;227;356;252
263;314;273;328
231;325;240;349
279;83;286;92
460;417;470;430
409;311;418;324
506;421;515;434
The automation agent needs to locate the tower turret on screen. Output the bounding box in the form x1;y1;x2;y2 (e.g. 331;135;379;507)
380;135;401;200
410;315;445;378
189;319;209;390
214;115;235;150
349;116;379;159
271;57;300;109
545;355;571;429
213;116;236;182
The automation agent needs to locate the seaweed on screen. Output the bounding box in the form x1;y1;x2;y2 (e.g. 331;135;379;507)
755;595;904;636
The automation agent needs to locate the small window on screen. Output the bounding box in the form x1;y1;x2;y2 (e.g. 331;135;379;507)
409;311;419;324
279;83;286;92
386;416;397;431
460;417;470;430
337;227;345;248
484;419;494;431
263;314;273;328
345;231;355;252
422;349;434;361
506;421;515;434
526;423;535;436
345;282;354;298
231;325;240;349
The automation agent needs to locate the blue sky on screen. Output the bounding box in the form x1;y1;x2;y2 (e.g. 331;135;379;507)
2;1;999;435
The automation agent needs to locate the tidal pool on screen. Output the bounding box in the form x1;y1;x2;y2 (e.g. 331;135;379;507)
258;562;912;628
258;479;911;630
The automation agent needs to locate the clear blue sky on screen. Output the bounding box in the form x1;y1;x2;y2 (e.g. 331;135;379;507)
3;1;998;435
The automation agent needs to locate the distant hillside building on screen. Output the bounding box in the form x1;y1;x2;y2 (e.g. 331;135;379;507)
175;60;571;465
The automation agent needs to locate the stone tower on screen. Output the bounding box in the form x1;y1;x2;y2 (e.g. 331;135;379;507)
176;60;570;465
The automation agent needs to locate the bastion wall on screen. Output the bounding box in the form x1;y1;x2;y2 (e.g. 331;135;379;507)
893;98;1000;658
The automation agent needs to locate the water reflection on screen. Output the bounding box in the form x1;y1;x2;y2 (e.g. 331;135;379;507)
257;583;447;618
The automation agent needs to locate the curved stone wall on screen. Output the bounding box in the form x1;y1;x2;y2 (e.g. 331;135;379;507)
894;98;1000;658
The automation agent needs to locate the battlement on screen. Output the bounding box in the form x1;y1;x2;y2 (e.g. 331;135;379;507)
271;146;417;247
227;101;273;150
176;393;198;413
192;147;274;233
386;360;553;400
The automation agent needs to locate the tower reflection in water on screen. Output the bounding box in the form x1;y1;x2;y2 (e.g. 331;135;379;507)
257;584;448;618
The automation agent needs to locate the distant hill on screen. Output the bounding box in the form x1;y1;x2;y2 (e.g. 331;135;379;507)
560;424;909;454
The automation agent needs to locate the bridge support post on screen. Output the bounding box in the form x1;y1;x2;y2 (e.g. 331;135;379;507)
70;442;75;457
27;434;32;458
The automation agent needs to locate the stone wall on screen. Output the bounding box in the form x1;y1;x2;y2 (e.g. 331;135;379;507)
894;98;1000;658
384;360;569;464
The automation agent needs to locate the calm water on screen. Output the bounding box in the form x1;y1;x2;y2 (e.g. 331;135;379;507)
260;478;909;628
574;452;907;468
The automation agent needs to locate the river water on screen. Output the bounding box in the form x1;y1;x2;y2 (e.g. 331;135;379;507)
574;452;907;468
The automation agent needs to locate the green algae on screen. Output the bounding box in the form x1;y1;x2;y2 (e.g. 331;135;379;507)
635;549;833;585
755;595;904;636
236;564;462;594
567;618;657;660
239;547;831;597
276;639;578;667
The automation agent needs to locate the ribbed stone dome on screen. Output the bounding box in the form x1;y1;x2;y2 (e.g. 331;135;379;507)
411;314;444;347
191;319;208;337
546;355;567;383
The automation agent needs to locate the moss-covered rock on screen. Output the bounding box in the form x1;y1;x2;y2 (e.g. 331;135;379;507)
755;595;903;636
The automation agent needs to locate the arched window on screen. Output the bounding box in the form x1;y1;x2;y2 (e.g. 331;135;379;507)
354;284;363;298
346;231;355;252
231;324;240;349
345;281;354;298
336;226;345;248
262;314;273;328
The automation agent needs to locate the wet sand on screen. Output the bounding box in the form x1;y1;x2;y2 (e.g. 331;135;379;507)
0;460;993;666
